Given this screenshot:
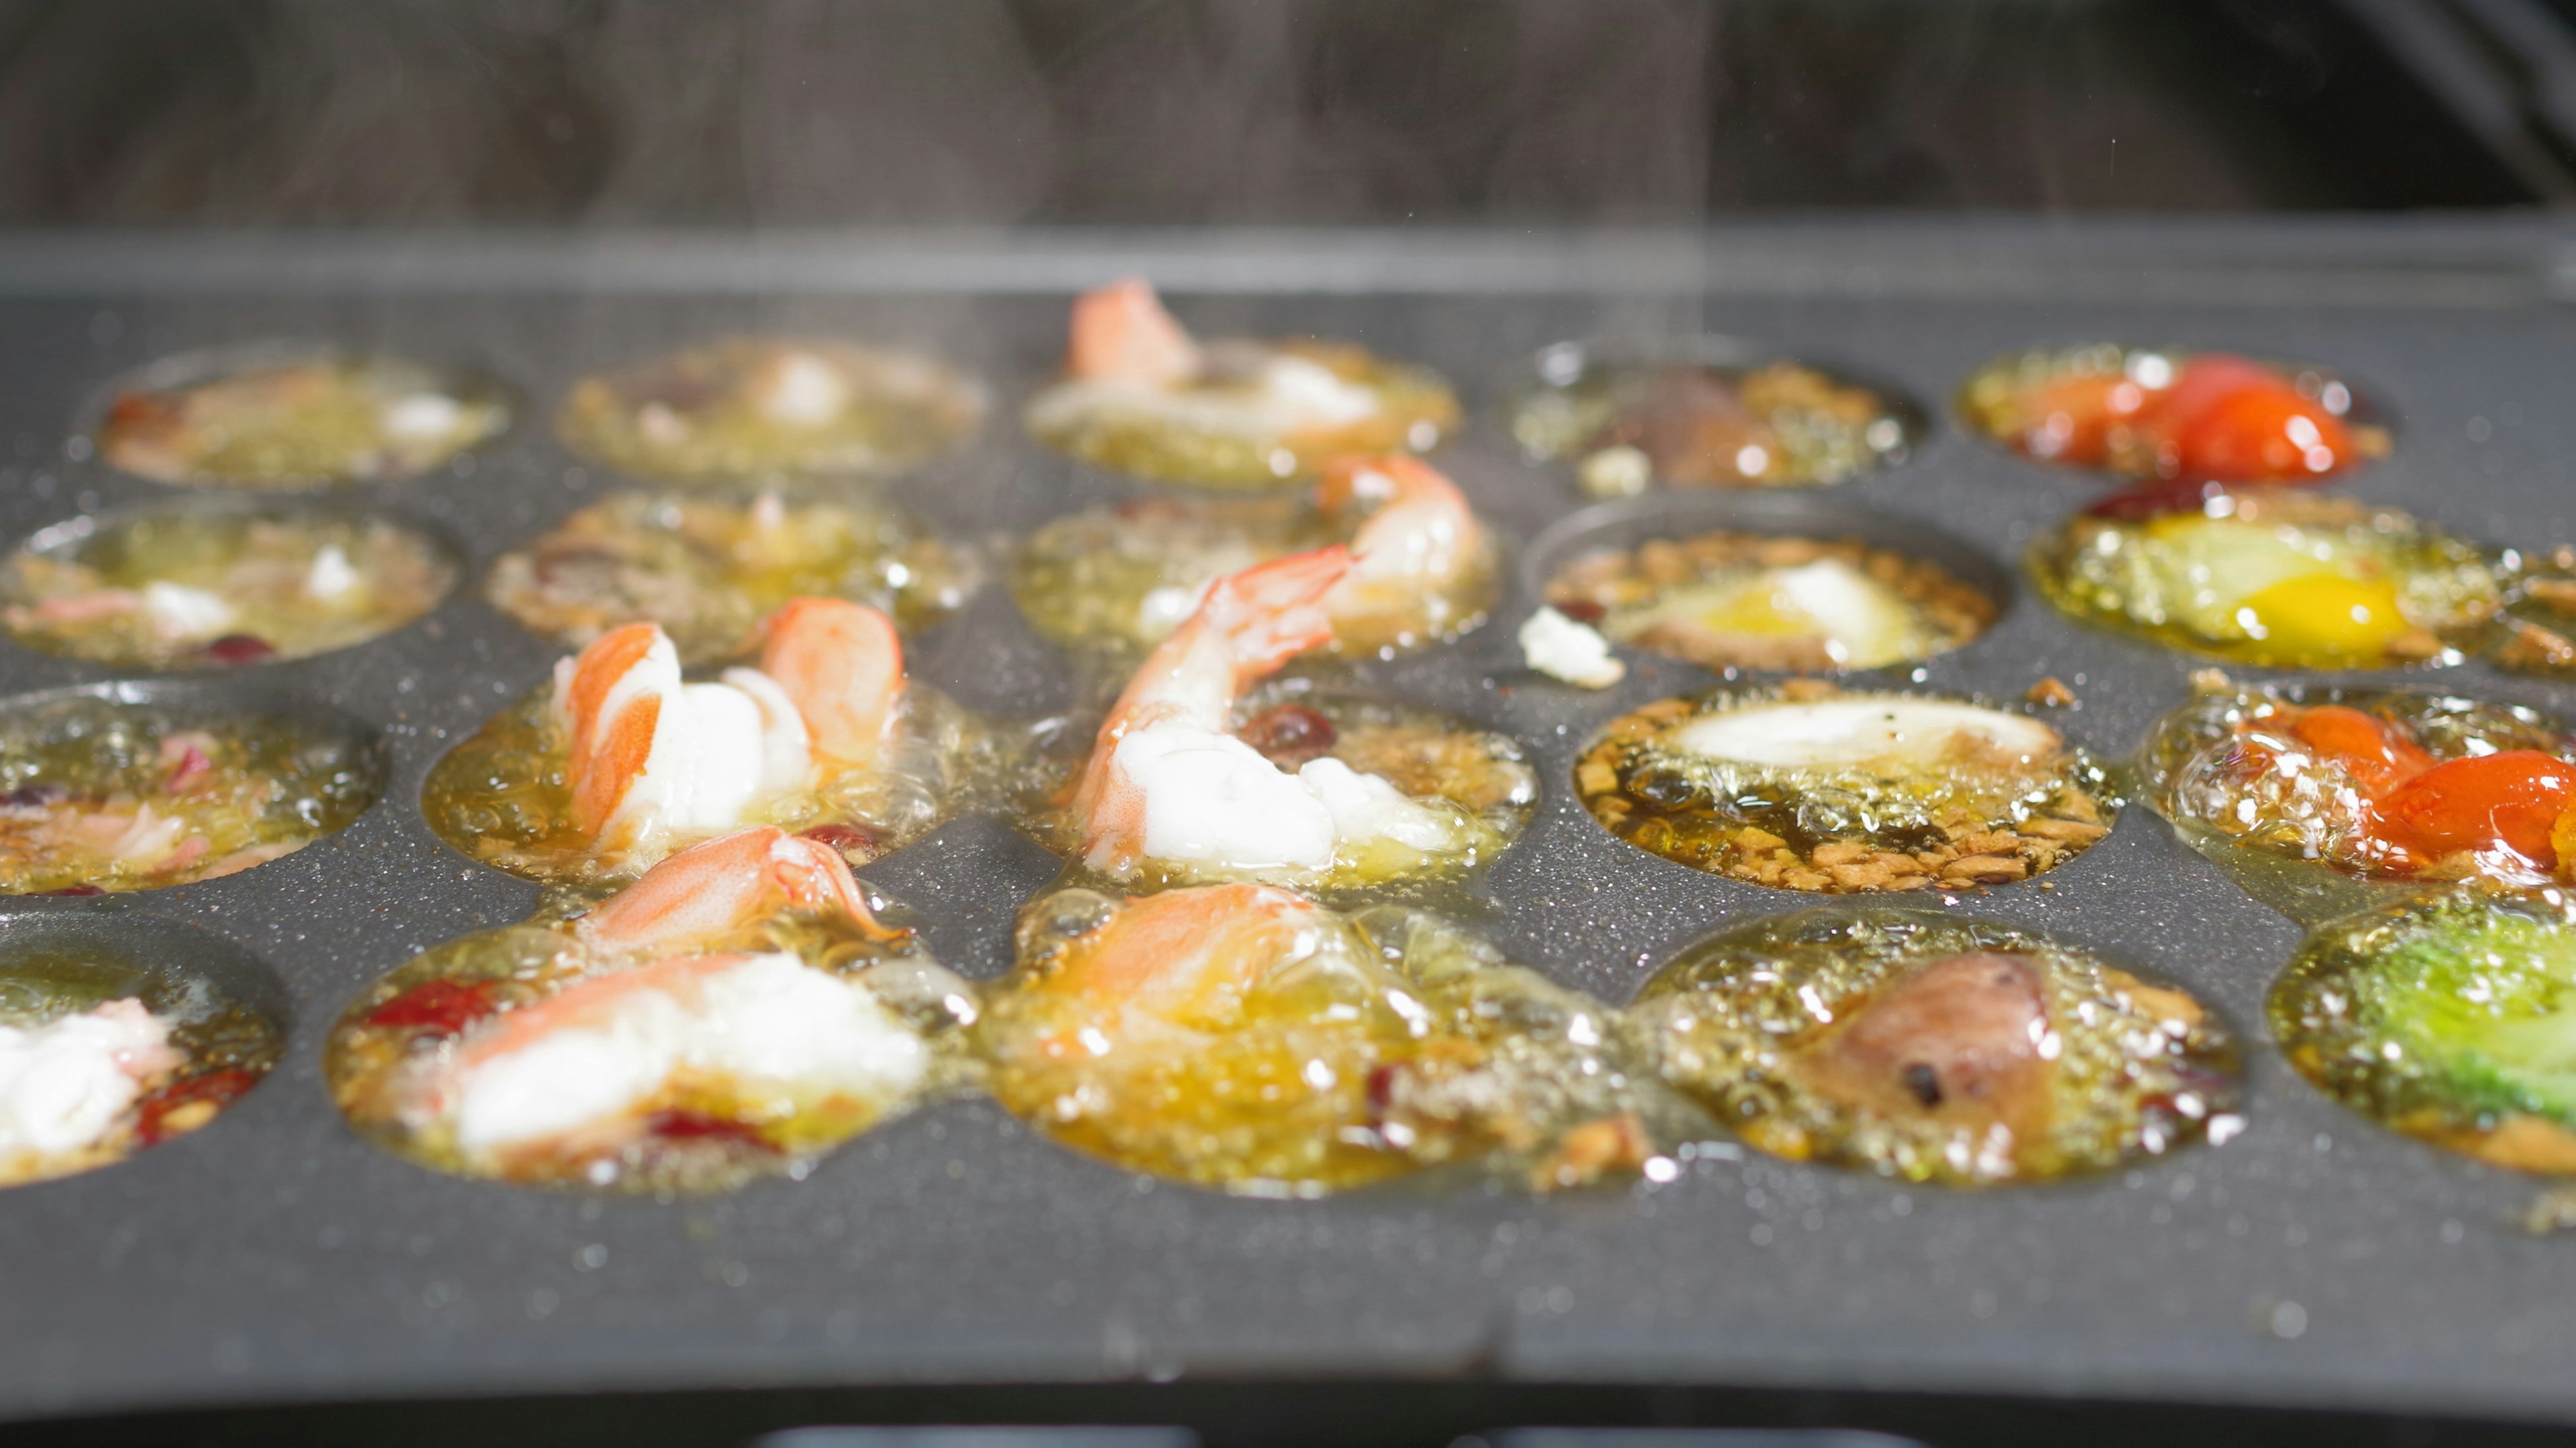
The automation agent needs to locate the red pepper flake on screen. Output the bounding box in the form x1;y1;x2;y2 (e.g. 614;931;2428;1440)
645;1109;776;1150
1239;704;1338;769
38;883;105;897
202;634;278;665
134;1066;260;1147
365;978;502;1035
798;822;882;863
1552;598;1608;625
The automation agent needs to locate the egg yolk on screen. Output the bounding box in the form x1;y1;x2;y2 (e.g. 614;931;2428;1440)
2235;574;2408;661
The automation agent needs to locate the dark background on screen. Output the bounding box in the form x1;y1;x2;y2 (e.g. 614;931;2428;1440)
0;0;2546;227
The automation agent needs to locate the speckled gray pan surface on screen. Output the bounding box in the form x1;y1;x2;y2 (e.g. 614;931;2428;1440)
2;258;2574;1429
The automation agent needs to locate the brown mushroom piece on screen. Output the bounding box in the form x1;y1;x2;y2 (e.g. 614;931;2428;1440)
1631;908;2237;1185
1791;952;2054;1150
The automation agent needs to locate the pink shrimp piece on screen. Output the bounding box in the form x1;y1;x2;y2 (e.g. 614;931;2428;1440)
757;598;902;771
545;600;904;852
554;622;678;842
1050;883;1320;1019
578;825;902;956
447;952;745;1082
1314;455;1485;632
158;732;217;795
32;590;141;624
1067;278;1200;389
1071;547;1352;871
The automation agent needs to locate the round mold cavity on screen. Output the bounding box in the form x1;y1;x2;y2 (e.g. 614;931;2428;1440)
76;339;518;490
1952;342;2396;481
1505;334;1931;487
1;491;466;671
0;676;389;895
1521;489;2012;676
1570;681;2125;897
553;336;991;486
0;907;288;1188
1629;902;2241;1188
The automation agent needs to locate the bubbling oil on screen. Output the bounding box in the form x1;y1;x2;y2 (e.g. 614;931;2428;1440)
1633;907;2240;1186
0;695;378;893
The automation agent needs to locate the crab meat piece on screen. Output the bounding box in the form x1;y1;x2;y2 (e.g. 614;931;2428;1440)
141;581;237;641
304;544;360;602
1669;698;2060;772
0;999;181;1158
381;393;462;441
753;351;850;427
1520;606;1625;687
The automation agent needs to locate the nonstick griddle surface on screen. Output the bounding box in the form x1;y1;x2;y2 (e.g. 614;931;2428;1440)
3;233;2575;1429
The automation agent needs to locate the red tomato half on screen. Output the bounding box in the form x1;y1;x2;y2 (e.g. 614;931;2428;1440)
2373;750;2576;866
2287;705;2436;797
2149;354;2355;482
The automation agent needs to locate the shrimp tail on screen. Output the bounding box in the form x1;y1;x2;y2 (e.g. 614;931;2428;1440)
1070;546;1353;869
1193;545;1354;687
1068;277;1200;388
757;598;904;771
580;825;903;955
555;622;681;842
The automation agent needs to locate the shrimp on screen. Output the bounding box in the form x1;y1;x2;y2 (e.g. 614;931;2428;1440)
578;825;902;957
1069;546;1481;878
1022;883;1326;1048
413;948;929;1161
551;597;903;852
1067;277;1201;390
985;882;1642;1194
1314;455;1490;649
0;999;182;1160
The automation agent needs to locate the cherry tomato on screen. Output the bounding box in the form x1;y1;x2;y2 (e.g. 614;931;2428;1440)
2015;372;2144;467
2149;355;2354;482
2287;705;2436;796
2373;750;2576;865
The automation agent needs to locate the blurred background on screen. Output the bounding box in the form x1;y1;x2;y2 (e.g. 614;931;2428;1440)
0;0;2560;229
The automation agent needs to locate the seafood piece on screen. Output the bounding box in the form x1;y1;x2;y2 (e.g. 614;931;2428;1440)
1024;278;1459;488
2027;482;2503;669
97;349;507;489
1012;454;1497;659
1634;907;2239;1186
1;501;455;669
555;339;984;482
577;825;901;956
2145;684;2576;895
1543;528;1994;673
983;883;1649;1195
1519;607;1625;688
1509;344;1911;492
1576;683;2117;893
0;932;281;1188
1054;549;1533;889
427;596;983;884
327;826;969;1192
2275;889;2576;1174
1961;344;2390;481
485;488;975;665
0;693;380;894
